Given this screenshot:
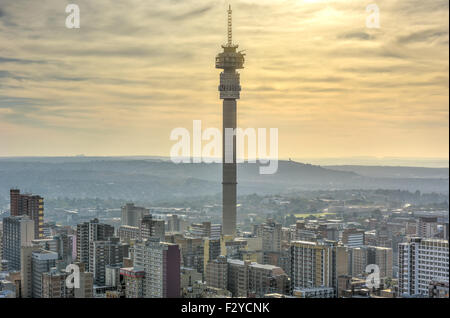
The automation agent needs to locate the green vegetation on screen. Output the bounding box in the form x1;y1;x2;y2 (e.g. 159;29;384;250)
294;212;336;218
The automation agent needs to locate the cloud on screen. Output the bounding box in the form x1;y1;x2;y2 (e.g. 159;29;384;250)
397;28;449;45
0;56;47;64
0;0;447;158
338;32;375;41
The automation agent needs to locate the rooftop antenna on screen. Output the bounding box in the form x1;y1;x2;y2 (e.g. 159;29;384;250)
227;4;233;47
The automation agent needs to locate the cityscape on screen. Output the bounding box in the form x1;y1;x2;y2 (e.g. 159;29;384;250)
0;0;448;308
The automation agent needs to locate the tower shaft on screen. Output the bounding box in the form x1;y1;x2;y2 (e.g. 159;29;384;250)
222;98;237;237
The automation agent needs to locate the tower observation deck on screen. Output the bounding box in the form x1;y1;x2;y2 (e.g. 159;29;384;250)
216;5;245;237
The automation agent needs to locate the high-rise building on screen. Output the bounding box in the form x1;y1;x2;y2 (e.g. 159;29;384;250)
190;222;222;240
167;235;204;274
118;225;140;243
121;203;149;227
398;237;449;297
20;244;41;298
348;246;367;277
206;255;228;290
73;262;94;298
203;238;225;274
227;259;290;297
342;228;365;248
76;219;114;271
167;214;187;233
139;215;165;242
32;233;73;266
120;267;145;298
254;219;282;253
31;249;58;298
417;216;439;238
216;6;245;237
105;264;122;288
89;237;128;286
42;268;69;298
367;246;393;279
133;238;180;298
2;216;35;271
10;189;44;239
254;219;283;265
290;240;347;292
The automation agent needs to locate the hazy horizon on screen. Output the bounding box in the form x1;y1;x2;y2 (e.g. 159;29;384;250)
0;154;448;168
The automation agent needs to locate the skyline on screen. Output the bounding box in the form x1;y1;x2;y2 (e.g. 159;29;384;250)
0;0;449;159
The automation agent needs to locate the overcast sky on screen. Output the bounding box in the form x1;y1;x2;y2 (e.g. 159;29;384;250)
0;0;448;162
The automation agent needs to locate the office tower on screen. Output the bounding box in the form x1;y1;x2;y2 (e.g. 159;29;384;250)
293;221;319;242
167;214;187;233
366;246;393;279
170;235;204;274
118;225;140;243
216;6;245;237
55;233;73;265
417;216;438;238
227;259;290;297
20;245;41;298
121;203;149;227
105;264;122;288
190;222;222;240
318;224;339;242
73;262;94;298
247;262;290;297
256;219;282;253
139;215;165;241
398;237;449;296
224;238;247;259
342;228;365;248
10;189;44;239
42;268;69;298
133;238;181;298
2;216;35;271
290;240;345;291
255;219;283;265
120;267;145;298
76;218;114;271
203;238;225;274
405;221;417;235
180;267;203;294
349;247;368;277
206;255;228;290
31;249;58;298
89;237;128;285
32;234;73;266
348;246;393;279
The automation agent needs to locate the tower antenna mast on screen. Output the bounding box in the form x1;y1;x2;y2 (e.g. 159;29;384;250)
227;5;233;47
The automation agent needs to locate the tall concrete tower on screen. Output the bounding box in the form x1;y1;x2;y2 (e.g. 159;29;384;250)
216;5;245;237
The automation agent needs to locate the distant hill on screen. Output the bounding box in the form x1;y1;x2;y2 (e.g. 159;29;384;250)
326;165;449;179
0;157;447;202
